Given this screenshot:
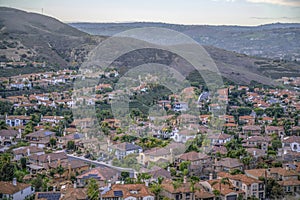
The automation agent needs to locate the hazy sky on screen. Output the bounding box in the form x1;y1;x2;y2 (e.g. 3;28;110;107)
1;0;300;25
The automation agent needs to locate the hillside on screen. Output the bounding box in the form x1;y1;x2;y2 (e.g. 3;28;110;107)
70;22;300;61
0;7;299;86
0;7;102;69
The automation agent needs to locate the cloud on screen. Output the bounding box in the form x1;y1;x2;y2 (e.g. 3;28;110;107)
251;16;300;20
246;0;300;7
211;0;300;6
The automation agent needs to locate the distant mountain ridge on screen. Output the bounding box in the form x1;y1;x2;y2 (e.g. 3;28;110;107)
70;22;300;61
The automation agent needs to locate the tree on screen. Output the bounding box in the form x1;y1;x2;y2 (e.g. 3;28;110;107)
67;140;75;150
31;176;43;192
241;156;252;170
150;182;162;200
271;140;282;151
20;157;27;169
0;120;8;129
24;121;34;135
211;178;230;200
0;163;15;181
56;165;64;179
87;178;99;200
50;137;56;148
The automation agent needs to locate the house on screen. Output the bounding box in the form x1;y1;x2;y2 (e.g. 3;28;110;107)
265;126;285;136
57;133;83;149
199;115;210;125
161;179;196;200
178;151;211;176
35;192;61;200
246;148;266;159
12;146;44;161
140;166;172;182
258;116;273;124
137;143;185;166
282;136;300;153
6;115;31;127
213;158;243;172
218;172;265;200
177;114;199;124
245;167;300;196
219;115;235;124
207;133;233;145
102;184;154;200
242;125;261;136
171;129;197;143
103;118;121;129
0;129;20;146
25;129;54;148
239;115;255;125
108;142;142;160
25;129;54;141
41;115;64;124
173;102;188;112
76;166;119;187
199;179;242;200
0;178;34;200
60;188;87;200
27;152;68;174
292;126;300;135
48;159;89;180
242;136;271;151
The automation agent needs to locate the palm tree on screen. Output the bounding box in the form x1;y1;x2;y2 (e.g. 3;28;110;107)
0;120;8;129
56;165;64;179
211;177;231;200
150;178;164;200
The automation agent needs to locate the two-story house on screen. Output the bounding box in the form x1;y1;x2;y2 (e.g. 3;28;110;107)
218;172;265;200
0;178;34;200
0;129;19;146
207;133;233;146
6;115;31;127
108;142;142;160
102;184;154;200
25;130;54;148
213;158;243;173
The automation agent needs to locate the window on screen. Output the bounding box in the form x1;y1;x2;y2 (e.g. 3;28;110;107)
293;144;297;150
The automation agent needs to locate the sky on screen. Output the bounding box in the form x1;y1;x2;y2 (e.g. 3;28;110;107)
1;0;300;25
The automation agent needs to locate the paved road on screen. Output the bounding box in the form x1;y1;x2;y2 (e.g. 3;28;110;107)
67;154;136;176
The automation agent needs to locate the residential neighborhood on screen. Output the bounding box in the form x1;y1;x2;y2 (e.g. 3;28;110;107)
0;61;299;200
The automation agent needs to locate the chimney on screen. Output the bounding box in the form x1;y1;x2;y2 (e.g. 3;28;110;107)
13;178;17;186
57;158;61;166
183;176;187;184
209;173;213;180
74;182;77;189
18;129;22;138
27;148;30;156
285;164;290;171
108;180;111;188
48;155;51;164
253;151;256;156
53;186;56;191
145;180;149;187
68;163;71;179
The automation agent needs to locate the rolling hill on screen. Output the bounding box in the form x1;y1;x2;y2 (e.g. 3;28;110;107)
0;7;102;68
0;7;299;85
70;22;300;61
